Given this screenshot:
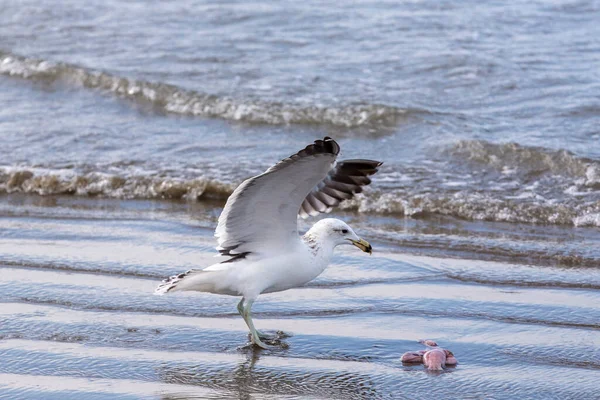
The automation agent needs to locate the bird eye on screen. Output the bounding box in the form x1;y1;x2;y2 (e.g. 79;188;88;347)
341;229;348;234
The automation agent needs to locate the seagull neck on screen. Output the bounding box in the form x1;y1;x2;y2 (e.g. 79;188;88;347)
302;228;336;261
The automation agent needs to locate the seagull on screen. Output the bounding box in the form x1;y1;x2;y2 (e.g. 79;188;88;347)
155;137;382;348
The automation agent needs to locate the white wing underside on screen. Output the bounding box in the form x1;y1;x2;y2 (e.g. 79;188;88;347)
215;154;336;255
214;137;381;256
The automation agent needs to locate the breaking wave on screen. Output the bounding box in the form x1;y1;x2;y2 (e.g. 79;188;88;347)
447;140;596;179
0;51;412;128
338;140;600;227
0;167;234;201
340;191;600;227
3;164;598;227
2;138;599;227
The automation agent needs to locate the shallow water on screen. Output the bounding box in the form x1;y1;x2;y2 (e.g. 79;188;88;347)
0;195;599;399
1;0;600;398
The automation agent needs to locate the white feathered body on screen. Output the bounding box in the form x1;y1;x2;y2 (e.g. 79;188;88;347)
163;229;337;299
154;137;380;310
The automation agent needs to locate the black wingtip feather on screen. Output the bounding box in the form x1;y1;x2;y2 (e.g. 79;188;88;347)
220;251;251;264
298;137;340;158
218;244;243;256
298;157;383;219
339;159;383;174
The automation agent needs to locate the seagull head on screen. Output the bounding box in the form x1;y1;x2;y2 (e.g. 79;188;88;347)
310;218;372;255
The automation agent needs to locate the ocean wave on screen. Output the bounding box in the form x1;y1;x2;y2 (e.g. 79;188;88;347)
447;139;596;180
0;167;234;200
0;51;412;129
340;191;600;227
2;164;599;227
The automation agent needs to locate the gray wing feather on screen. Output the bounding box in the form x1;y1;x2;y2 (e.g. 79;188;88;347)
299;159;383;218
214;137;382;255
215;137;340;255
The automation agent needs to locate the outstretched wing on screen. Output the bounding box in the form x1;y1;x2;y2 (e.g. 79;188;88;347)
215;137;381;256
299;159;382;218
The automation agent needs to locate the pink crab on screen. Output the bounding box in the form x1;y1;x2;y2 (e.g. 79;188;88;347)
401;339;458;371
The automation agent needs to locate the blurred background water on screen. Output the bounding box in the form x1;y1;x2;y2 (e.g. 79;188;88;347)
0;1;599;399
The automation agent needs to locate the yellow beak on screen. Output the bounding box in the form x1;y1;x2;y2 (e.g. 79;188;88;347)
350;238;372;255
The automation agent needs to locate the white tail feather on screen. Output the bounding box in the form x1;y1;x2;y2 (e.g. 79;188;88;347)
154;269;233;295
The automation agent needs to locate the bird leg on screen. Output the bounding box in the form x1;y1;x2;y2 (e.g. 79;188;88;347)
240;299;269;349
238;297;270;339
237;297;245;316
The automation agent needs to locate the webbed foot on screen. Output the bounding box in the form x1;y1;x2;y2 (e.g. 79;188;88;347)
247;331;289;348
257;330;291;340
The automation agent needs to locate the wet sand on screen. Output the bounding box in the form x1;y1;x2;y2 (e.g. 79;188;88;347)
0;194;598;399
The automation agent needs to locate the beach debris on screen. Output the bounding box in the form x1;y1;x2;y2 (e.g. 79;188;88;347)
401;339;458;370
